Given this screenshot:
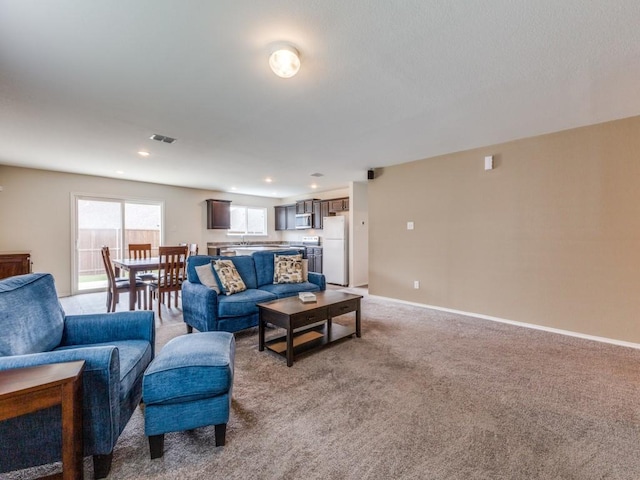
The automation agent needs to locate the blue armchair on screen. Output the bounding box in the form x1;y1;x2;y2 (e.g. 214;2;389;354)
0;273;155;479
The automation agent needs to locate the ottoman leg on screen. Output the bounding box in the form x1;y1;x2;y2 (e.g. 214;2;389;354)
149;434;165;459
215;423;227;446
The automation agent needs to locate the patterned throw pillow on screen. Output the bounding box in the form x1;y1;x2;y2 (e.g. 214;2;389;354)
213;259;247;295
273;254;304;284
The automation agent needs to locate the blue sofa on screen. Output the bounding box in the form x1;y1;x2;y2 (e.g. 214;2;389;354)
0;273;155;479
182;250;326;333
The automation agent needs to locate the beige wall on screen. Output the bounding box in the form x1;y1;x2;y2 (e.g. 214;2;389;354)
369;115;640;344
350;181;369;287
0;166;281;296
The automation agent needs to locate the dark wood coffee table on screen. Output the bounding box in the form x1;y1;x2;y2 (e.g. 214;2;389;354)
258;290;362;366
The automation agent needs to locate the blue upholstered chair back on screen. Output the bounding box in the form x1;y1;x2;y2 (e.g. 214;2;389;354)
0;273;64;356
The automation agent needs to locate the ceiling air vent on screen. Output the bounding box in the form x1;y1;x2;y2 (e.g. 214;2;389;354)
150;134;177;144
310;172;324;177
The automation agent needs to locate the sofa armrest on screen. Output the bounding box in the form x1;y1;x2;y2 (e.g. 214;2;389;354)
62;311;155;357
0;346;121;454
308;272;326;291
182;280;221;332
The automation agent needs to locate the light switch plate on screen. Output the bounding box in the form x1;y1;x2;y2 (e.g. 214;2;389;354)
407;221;414;230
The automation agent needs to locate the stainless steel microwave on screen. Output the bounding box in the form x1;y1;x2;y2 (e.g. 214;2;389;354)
295;213;312;229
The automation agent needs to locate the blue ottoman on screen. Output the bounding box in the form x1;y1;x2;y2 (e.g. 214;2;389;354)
142;332;235;459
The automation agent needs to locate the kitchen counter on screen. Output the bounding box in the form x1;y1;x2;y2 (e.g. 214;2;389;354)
207;244;300;256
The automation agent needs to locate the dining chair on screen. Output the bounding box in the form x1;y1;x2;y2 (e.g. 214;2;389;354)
179;243;199;257
148;245;188;319
128;243;158;281
101;246;148;312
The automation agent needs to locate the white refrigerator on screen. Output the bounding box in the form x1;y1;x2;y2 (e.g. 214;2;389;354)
322;215;348;286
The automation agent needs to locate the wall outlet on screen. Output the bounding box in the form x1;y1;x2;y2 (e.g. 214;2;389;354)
407;221;414;230
413;280;420;289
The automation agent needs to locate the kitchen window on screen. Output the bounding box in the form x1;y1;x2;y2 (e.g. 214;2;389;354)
229;205;267;236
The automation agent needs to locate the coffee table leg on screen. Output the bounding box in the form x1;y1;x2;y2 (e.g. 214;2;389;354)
356;303;361;338
286;326;294;367
258;312;265;351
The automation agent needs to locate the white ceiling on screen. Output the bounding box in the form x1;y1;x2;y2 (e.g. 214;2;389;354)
1;1;640;198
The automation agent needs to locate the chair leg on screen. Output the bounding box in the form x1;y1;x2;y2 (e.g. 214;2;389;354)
106;291;112;312
110;292;118;312
149;434;165;459
187;324;193;334
93;452;113;479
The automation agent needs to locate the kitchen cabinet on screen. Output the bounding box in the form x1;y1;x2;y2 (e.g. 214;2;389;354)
275;204;298;231
296;199;316;214
206;199;231;229
328;197;349;213
286;205;297;230
312;201;322;229
0;252;31;279
275;206;288;231
307;247;322;273
312;200;331;229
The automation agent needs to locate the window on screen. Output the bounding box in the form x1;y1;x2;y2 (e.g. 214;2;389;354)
229;206;267;236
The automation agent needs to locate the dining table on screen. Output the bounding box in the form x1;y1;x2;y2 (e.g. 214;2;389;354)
112;257;159;311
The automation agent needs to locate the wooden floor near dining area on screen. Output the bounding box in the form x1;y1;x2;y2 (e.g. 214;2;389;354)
60;290;185;327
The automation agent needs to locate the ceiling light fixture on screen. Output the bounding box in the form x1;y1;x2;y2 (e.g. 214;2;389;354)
137;151;150;157
269;45;301;78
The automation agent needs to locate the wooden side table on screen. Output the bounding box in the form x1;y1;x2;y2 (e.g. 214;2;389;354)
0;360;85;480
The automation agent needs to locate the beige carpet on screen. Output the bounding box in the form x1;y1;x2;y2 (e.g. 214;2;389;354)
4;291;640;479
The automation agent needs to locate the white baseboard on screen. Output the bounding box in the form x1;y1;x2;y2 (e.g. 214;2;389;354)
368;294;640;351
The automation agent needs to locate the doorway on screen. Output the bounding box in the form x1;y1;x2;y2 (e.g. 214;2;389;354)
73;195;162;293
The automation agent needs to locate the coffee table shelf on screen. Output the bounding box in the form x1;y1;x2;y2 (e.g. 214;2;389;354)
258;291;362;366
264;323;355;360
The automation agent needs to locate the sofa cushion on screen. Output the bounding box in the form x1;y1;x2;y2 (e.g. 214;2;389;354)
0;273;65;356
259;281;321;299
214;259;247;295
217;289;277;318
253;250;304;287
273;254;304;284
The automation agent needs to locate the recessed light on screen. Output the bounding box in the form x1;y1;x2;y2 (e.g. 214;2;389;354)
231;186;237;191
265;177;273;183
137;151;150;157
116;170;124;175
269;45;301;78
311;184;318;189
